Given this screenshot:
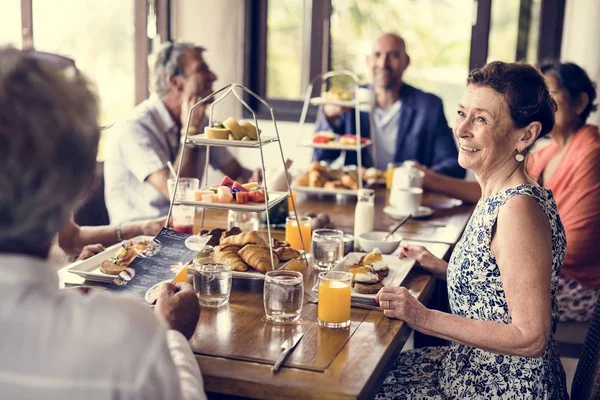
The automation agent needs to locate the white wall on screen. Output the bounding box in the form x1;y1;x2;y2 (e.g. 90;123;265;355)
561;0;600;125
171;0;316;176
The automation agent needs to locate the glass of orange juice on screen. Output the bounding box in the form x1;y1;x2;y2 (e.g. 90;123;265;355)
287;190;297;215
318;271;352;328
285;216;312;252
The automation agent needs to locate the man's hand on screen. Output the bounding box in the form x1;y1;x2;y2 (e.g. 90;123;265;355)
76;244;105;260
180;94;207;131
154;282;201;340
140;216;168;236
323;104;351;121
249;168;263;183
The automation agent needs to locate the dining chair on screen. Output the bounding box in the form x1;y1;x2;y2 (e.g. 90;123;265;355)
570;296;600;399
74;161;109;226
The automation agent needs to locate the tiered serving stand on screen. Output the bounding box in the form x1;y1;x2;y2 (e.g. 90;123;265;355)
166;83;308;272
295;70;374;196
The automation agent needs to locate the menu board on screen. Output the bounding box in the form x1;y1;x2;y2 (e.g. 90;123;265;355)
107;228;209;302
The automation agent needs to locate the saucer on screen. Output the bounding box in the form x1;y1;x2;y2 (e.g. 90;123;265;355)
384;205;434;219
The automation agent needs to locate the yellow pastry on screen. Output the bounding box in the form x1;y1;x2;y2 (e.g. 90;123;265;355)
222;117;246;140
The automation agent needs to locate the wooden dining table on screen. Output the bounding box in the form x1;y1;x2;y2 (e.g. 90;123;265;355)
58;190;474;399
197;188;474;245
58;240;451;400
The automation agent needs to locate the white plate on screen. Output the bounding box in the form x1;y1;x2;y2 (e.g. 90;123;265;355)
177;191;288;212
313;252;415;301
383;205;434;219
309;97;370;108
301;139;371;150
426;195;463;209
187;134;278;148
66;236;154;283
291;185;358;196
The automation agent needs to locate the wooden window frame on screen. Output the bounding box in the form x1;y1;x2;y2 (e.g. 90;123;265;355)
243;0;331;122
245;0;566;122
19;0;169;106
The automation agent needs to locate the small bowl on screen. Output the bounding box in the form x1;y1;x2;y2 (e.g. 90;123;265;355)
358;231;403;254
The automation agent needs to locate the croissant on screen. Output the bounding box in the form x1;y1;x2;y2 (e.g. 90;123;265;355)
309;170;327;188
238;245;279;273
214;245;248;272
272;238;290;249
341;174;359;190
220;231;266;247
275;246;301;262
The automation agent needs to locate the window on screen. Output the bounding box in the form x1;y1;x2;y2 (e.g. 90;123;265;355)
32;0;136;127
0;0;22;48
487;0;542;64
245;0;565;122
330;0;473;122
6;0;171;159
266;0;311;100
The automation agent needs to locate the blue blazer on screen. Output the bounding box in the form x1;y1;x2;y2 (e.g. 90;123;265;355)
313;84;465;179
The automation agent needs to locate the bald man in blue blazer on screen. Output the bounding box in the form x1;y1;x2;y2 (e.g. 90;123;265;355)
314;33;465;179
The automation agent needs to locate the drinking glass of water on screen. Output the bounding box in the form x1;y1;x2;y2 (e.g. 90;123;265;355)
227;210;260;232
311;229;344;271
192;257;232;307
263;270;304;324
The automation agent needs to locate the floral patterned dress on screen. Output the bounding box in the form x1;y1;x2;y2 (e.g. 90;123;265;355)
376;184;569;399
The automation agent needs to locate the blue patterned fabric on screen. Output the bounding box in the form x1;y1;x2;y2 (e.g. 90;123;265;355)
376;184;569;399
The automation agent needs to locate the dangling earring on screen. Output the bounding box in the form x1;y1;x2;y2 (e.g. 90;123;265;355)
515;151;525;162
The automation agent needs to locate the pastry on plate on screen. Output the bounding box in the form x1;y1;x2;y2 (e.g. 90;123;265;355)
239;120;260;140
353;281;384;294
307;161;327;173
238;245;279;273
323;180;346;190
214;245;248;272
220;231;266;247
99;241;140;275
363;167;379;182
205;122;230;139
275;246;301;262
222;117;247;140
294;172;310;187
341;174;359;190
309;170;327;188
360;249;390;277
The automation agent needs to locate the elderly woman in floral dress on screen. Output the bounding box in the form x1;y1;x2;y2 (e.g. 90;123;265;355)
375;62;568;399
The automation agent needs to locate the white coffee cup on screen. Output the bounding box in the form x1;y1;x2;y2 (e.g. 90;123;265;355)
389;187;423;215
409;169;425;188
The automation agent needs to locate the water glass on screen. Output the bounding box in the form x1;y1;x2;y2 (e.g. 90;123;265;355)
318;271;352;328
311;229;344;270
227;210;260;231
167;178;200;234
192;257;232;307
263;270;304;324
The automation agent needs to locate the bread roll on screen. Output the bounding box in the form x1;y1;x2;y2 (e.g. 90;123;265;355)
239;120;260;140
222;117;246;140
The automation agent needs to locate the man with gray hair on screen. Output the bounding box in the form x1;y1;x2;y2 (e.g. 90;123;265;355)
104;42;252;225
0;47;206;399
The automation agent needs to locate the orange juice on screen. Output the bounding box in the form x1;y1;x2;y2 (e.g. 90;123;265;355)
317;271;352;328
286;216;311;252
386;163;394;190
287;190;297;215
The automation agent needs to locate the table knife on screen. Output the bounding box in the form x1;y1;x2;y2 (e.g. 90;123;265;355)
272;332;304;373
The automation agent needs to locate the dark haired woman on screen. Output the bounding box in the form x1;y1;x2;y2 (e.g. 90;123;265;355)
375;61;568;399
417;62;600;323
